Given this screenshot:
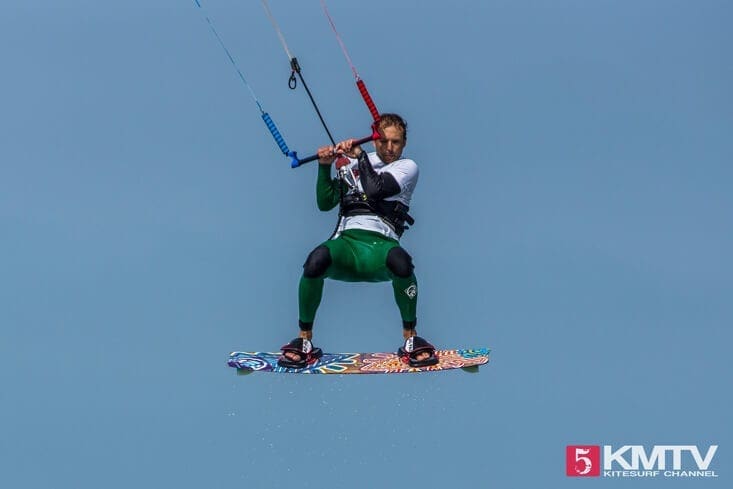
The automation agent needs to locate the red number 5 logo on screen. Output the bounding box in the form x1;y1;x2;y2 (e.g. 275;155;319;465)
566;445;600;476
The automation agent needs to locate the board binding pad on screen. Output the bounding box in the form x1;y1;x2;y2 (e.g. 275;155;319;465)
227;348;490;374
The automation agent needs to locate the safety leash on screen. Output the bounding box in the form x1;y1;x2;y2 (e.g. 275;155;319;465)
260;0;336;146
193;0;297;162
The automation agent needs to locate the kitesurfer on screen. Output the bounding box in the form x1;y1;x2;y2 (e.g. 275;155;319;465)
278;114;438;368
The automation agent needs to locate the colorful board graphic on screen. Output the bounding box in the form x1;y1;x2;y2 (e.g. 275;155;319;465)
227;348;490;374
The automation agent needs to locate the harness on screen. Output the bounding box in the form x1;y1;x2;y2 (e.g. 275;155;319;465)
339;189;415;237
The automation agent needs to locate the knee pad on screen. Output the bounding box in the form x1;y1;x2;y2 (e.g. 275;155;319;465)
303;245;332;278
386;247;414;278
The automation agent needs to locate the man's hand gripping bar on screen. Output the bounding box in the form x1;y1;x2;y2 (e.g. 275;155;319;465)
290;126;380;168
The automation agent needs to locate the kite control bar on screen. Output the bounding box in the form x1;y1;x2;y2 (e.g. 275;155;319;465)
290;126;380;168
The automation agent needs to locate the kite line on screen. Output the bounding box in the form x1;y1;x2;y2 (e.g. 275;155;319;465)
194;0;383;168
319;0;381;124
193;0;298;164
257;0;381;167
260;0;336;145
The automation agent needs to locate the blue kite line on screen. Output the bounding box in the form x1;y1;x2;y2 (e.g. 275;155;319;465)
193;0;297;161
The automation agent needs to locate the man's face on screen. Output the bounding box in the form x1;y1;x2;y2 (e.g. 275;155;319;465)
374;125;406;164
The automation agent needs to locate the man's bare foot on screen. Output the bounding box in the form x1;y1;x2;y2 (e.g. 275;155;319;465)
399;335;439;366
277;337;322;368
412;350;431;362
284;333;313;361
283;351;302;361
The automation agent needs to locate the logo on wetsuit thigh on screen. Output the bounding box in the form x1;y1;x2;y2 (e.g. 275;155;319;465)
404;283;417;299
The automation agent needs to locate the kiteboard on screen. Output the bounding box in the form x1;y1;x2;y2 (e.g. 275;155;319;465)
227;348;490;375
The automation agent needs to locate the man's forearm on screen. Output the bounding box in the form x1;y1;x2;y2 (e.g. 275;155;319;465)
316;164;340;211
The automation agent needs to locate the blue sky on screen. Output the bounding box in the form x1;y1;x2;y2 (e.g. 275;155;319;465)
1;1;731;487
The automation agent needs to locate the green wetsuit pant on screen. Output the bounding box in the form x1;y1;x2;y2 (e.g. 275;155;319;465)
299;229;417;330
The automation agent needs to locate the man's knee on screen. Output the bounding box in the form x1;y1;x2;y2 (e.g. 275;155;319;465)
386;247;414;278
303;245;332;278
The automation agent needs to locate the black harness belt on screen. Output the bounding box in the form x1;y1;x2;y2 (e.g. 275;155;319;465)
340;192;415;237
